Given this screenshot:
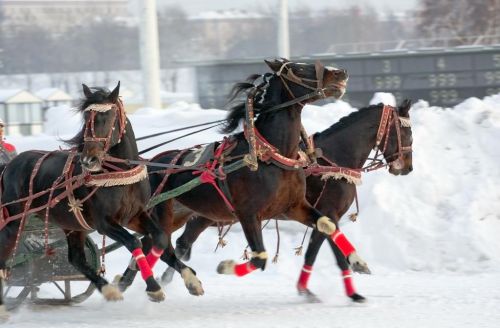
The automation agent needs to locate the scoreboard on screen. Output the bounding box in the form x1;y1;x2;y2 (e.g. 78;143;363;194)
194;46;500;109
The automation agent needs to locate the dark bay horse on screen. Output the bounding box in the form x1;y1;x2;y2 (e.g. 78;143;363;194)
0;83;179;320
160;100;413;302
118;59;359;290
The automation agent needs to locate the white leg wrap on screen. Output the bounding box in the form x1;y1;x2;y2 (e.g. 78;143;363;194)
0;270;6;279
316;216;337;234
101;284;124;301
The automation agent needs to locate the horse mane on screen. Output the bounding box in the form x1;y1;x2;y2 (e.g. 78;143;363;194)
64;87;112;148
221;73;277;134
320;103;383;137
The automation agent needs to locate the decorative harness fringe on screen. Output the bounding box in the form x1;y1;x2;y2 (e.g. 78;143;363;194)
84;103;115;112
320;171;362;185
85;165;148;187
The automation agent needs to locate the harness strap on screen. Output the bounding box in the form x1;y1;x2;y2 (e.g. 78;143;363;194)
194;138;236;213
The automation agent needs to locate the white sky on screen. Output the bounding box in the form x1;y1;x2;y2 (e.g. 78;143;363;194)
157;0;418;14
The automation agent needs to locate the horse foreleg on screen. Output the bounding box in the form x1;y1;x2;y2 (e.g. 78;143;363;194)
161;216;213;285
159;242;204;296
66;230;123;301
217;215;267;277
328;237;366;303
125;209;205;296
100;221;165;302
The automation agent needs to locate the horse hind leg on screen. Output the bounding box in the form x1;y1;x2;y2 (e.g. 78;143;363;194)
65;230;123;301
288;202;371;274
217;215;267;277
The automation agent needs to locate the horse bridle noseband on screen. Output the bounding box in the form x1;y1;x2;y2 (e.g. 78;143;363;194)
83;99;127;154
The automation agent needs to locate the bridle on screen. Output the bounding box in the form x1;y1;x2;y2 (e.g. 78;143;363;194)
275;60;346;102
83;99;127;154
363;105;412;172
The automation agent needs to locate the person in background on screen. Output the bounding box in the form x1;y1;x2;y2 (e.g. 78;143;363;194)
0;118;17;165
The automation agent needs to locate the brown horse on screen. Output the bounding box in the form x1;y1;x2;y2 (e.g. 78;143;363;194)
0;83;192;321
160;100;413;303
117;59;368;291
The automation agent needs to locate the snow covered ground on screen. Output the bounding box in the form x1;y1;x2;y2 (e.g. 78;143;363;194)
3;93;500;327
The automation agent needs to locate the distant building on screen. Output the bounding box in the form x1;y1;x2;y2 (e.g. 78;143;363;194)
35;87;73;120
0;89;43;135
0;0;132;34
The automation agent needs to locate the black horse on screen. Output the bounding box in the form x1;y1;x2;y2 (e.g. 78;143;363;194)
117;59;367;291
0;83;186;321
160;100;413;302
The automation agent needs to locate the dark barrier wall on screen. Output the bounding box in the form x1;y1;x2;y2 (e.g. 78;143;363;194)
194;46;500;109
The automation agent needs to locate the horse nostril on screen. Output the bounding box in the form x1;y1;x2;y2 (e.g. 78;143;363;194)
81;156;97;167
340;69;348;79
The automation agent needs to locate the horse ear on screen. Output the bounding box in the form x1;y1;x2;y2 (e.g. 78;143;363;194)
399;99;412;116
265;59;283;72
108;81;120;103
82;84;93;98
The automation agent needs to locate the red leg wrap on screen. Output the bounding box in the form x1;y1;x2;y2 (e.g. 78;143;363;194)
342;269;356;296
297;265;313;290
234;262;257;277
132;248;153;280
331;230;356;257
146;246;164;268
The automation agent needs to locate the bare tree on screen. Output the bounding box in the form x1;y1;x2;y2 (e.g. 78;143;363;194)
417;0;500;45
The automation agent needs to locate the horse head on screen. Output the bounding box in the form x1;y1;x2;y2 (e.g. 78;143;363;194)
223;59;348;134
380;99;413;176
79;82;127;172
264;58;348;101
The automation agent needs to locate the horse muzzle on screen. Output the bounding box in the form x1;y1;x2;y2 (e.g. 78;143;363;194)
81;155;103;172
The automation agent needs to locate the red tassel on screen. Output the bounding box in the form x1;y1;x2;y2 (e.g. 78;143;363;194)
297;264;313;290
146;246;164;268
234;262;257;277
331;230;356;257
132;248;153;280
342;269;356;296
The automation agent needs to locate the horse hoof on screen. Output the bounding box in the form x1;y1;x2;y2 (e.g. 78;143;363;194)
217;260;236;275
181;268;204;296
348;253;371;274
297;287;321;303
161;268;175;285
147;289;165;302
349;293;367;303
101;284;124;301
